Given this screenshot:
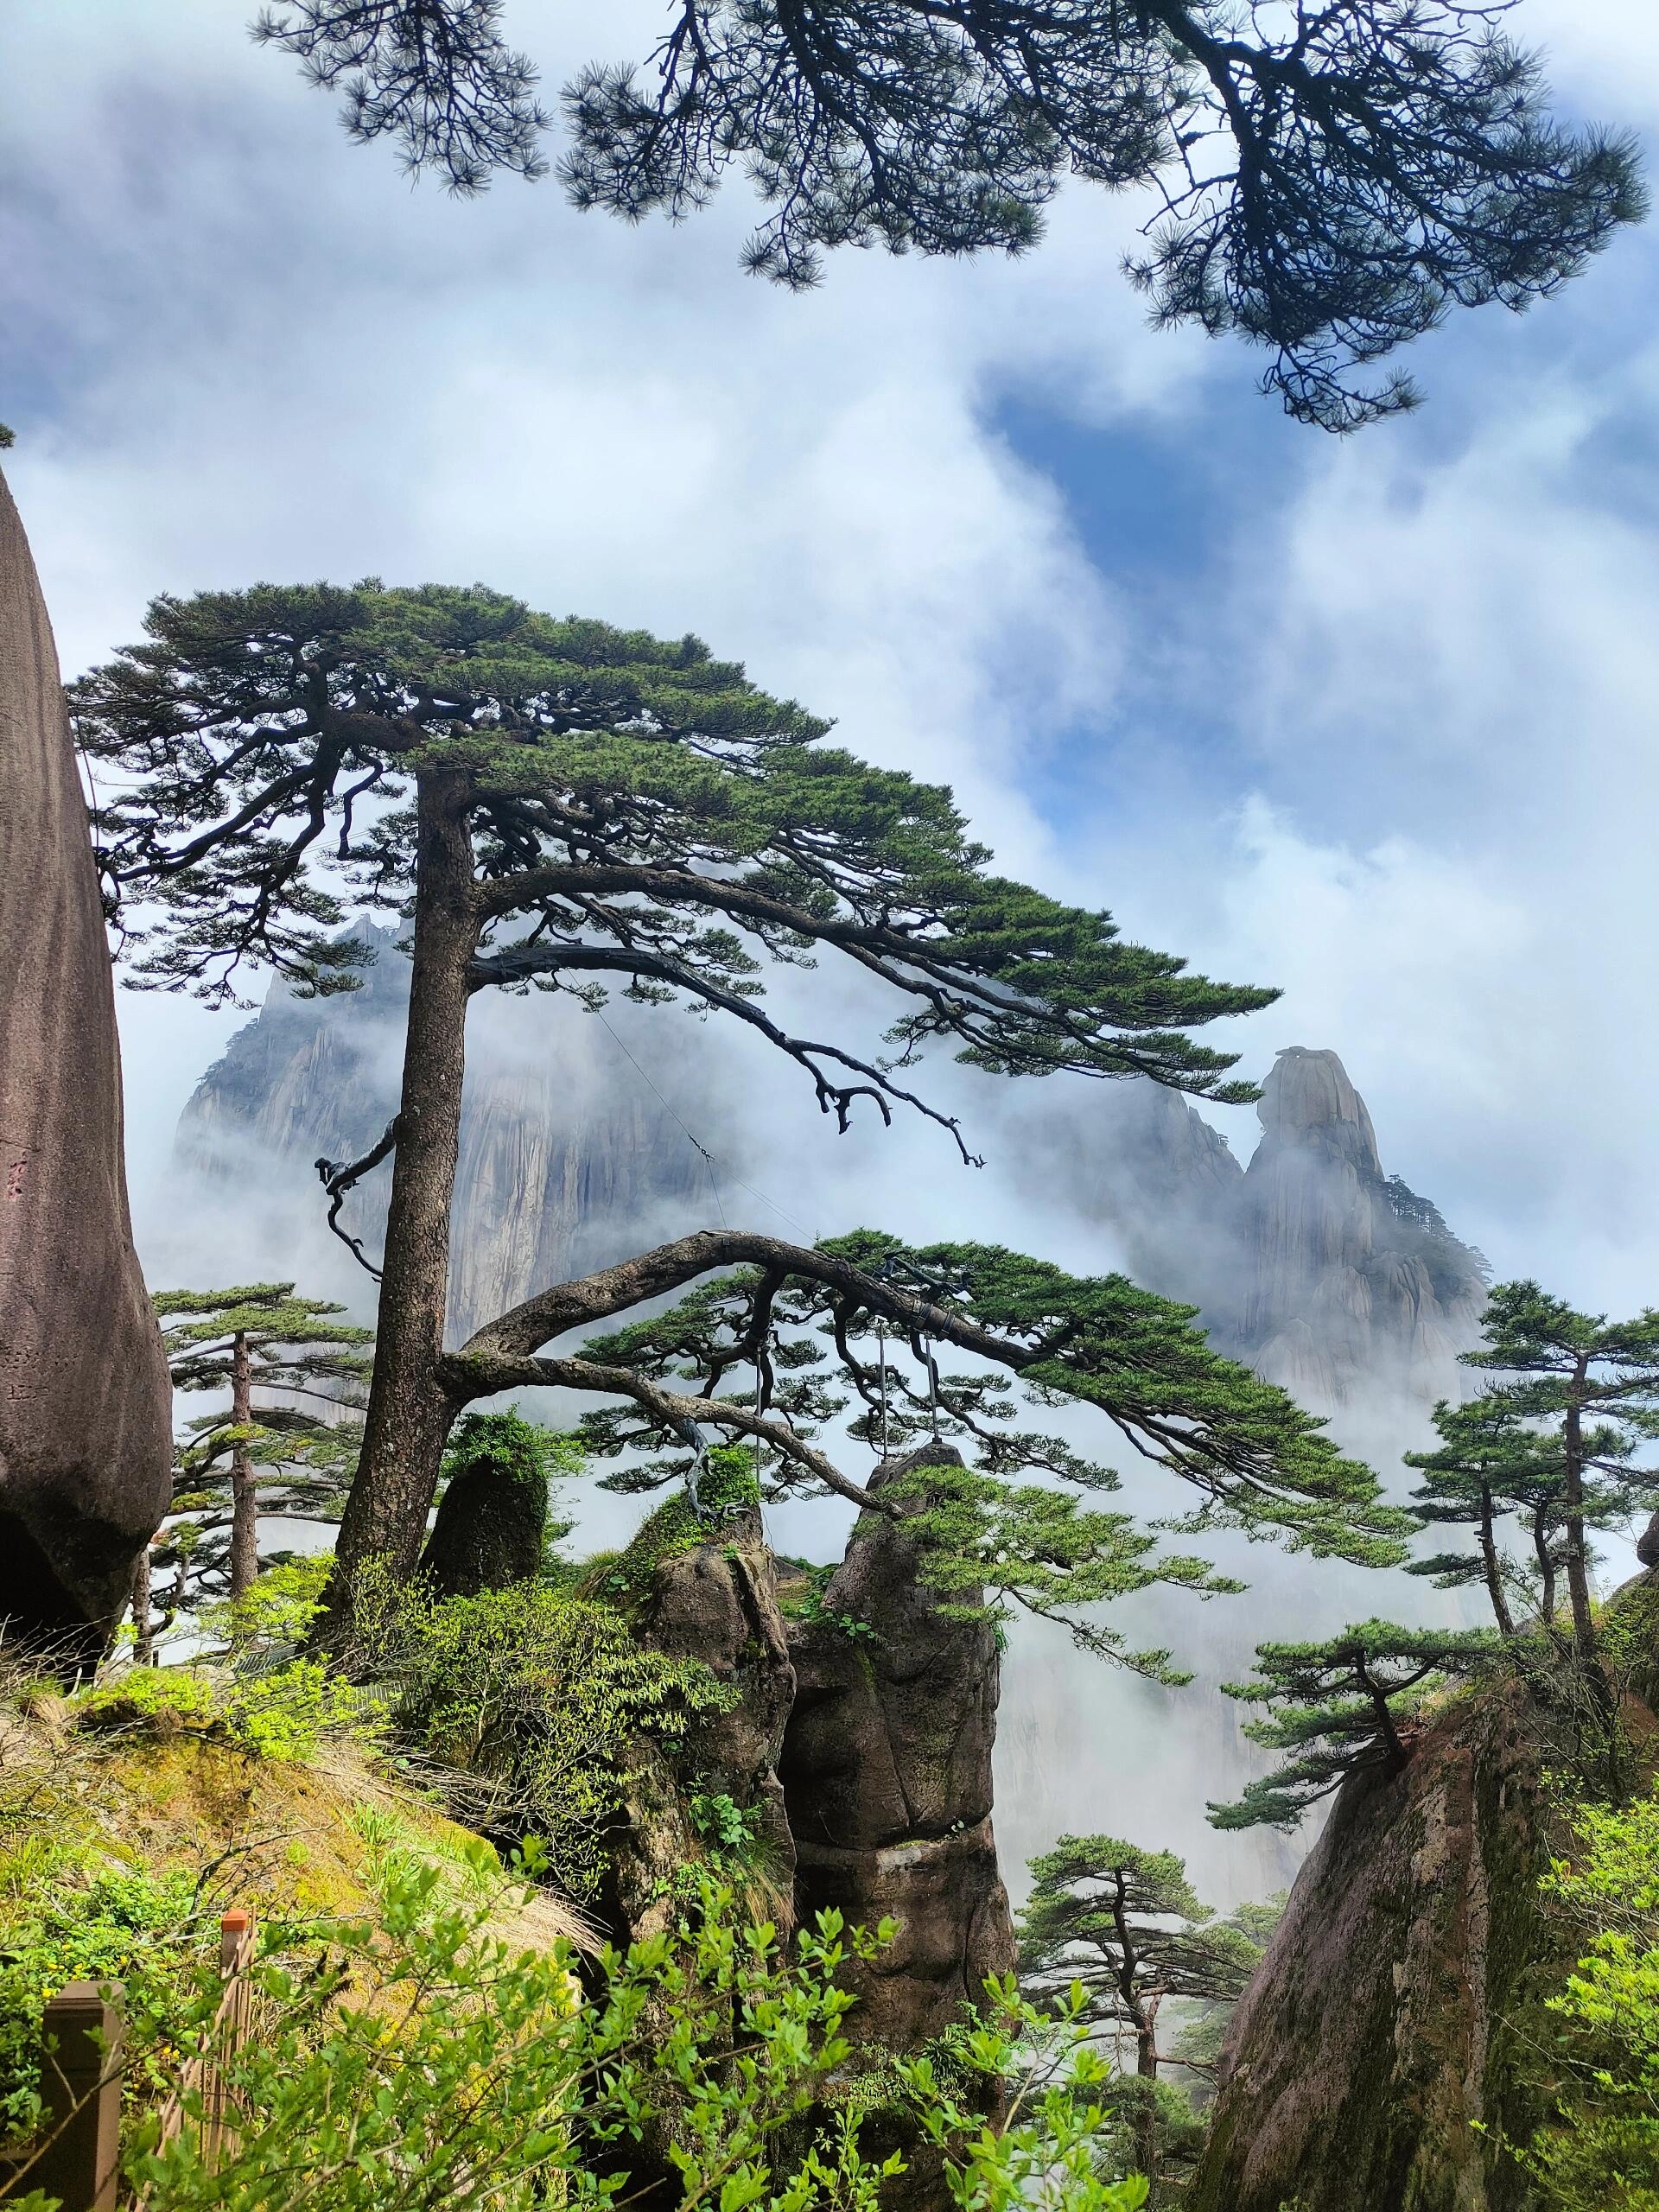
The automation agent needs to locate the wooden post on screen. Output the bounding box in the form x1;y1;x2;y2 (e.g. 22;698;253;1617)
143;1907;258;2197
29;1983;123;2212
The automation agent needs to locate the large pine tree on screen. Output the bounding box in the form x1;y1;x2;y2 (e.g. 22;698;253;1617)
1461;1281;1659;1667
79;581;1403;1642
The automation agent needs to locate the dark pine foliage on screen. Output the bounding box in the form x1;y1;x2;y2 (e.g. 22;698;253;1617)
256;2;1643;428
1208;1618;1500;1830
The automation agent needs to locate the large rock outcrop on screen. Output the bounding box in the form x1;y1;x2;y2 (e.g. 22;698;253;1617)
779;1445;1014;2050
1189;1681;1566;2212
0;467;170;1649
602;1479;798;1945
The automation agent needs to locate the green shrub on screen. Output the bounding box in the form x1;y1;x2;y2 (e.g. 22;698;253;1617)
222;1660;367;1761
350;1572;736;1898
1507;1778;1659;2205
74;1668;219;1735
4;1852;1148;2212
592;1448;761;1611
690;1791;766;1871
72;1658;365;1764
0;1865;207;2142
199;1554;334;1656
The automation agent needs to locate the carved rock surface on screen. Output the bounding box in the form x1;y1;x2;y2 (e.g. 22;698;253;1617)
780;1446;1014;2050
0;467;170;1646
1190;1681;1562;2212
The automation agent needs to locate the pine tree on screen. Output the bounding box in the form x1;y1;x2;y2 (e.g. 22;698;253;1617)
1207;1619;1501;1831
1406;1395;1554;1636
153;1285;372;1611
254;2;1643;429
76;581;1356;1636
1403;1390;1638;1638
563;1232;1412;1677
1019;1834;1266;2181
1463;1282;1659;1669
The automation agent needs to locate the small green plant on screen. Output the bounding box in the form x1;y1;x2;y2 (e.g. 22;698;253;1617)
1208;1621;1501;1830
1503;1777;1659;2203
689;1790;765;1870
775;1560;879;1643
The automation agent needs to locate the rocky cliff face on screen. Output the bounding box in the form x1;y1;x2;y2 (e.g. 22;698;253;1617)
1230;1046;1488;1410
0;467;170;1651
1189;1679;1563;2212
779;1446;1015;2050
177;925;720;1340
1024;1046;1486;1414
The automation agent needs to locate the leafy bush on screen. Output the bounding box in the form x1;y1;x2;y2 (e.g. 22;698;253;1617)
199;1554;334;1656
1510;1779;1659;2204
73;1657;365;1764
350;1570;736;1897
222;1660;367;1761
4;1852;1148;2212
0;1865;207;2142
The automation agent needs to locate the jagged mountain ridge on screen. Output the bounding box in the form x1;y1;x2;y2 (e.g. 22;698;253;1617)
180;937;1488;1401
1019;1042;1487;1412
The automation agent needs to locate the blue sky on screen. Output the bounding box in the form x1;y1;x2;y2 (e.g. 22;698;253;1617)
5;0;1659;1322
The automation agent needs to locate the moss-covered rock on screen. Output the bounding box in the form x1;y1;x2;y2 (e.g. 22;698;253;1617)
779;1445;1014;2058
420;1410;560;1598
597;1455;797;1944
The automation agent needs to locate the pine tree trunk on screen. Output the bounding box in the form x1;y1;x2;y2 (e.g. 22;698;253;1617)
228;1330;258;1599
1134;1993;1160;2185
1563;1373;1596;1660
130;1545;154;1664
325;767;476;1635
1532;1505;1557;1624
1561;1367;1617;1748
1478;1490;1516;1637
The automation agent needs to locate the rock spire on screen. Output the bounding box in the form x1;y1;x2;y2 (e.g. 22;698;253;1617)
0;467;170;1651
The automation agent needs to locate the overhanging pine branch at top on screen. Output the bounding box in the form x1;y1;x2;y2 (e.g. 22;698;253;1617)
255;2;1643;429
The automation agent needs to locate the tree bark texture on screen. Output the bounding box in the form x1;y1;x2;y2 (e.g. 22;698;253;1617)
130;1544;154;1664
1562;1370;1596;1660
1478;1491;1516;1637
228;1330;257;1599
0;464;170;1656
330;767;476;1605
